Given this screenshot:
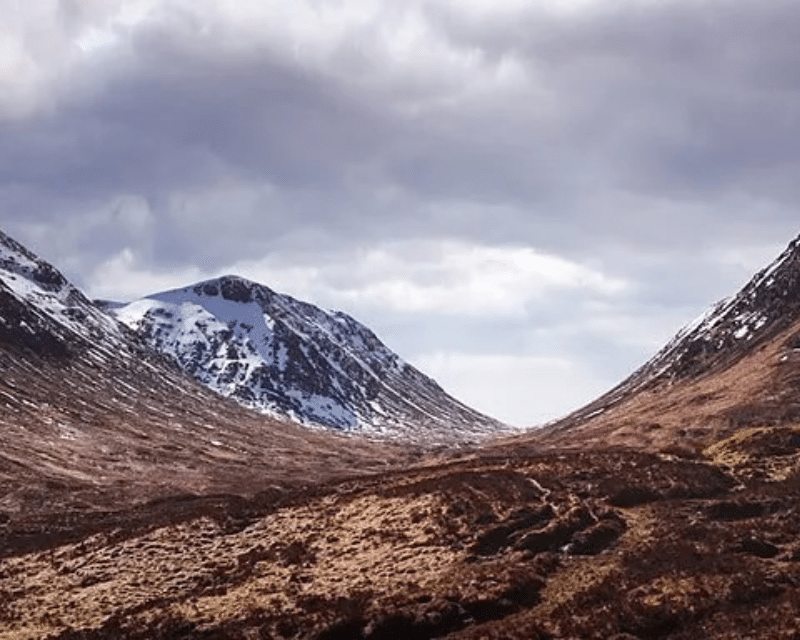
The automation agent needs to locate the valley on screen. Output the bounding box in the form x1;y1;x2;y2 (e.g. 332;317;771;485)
3;228;800;638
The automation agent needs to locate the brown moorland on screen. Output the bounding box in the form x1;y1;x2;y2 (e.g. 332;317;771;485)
3;439;800;639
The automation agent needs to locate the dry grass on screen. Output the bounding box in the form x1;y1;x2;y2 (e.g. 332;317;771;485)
527;319;800;455
4;446;799;639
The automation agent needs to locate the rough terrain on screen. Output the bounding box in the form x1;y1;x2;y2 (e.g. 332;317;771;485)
5;228;800;638
3;437;800;639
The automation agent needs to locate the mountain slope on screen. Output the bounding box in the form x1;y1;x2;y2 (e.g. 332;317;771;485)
0;231;125;357
107;276;505;443
0;230;404;516
534;233;800;450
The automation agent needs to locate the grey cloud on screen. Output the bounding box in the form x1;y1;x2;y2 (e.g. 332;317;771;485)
5;0;798;259
3;0;800;422
2;49;383;198
426;0;800;201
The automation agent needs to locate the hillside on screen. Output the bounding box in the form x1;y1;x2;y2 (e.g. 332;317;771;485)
0;229;406;518
533;233;800;453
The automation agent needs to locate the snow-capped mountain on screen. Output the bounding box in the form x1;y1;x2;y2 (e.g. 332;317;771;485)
106;275;505;441
625;235;800;386
539;233;800;448
0;229;407;514
0;230;126;357
597;234;800;404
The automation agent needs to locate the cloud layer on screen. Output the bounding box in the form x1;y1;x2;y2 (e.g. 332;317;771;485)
2;0;799;424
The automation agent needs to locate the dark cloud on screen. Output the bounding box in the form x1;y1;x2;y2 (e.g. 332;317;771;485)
1;40;387;197
6;0;800;244
2;0;800;422
427;0;800;202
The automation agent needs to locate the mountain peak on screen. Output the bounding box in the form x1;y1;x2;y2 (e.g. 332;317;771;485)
188;275;269;305
0;229;69;294
0;229;122;356
111;276;506;443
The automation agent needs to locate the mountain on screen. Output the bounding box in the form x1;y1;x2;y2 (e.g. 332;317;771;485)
105;276;505;441
0;230;404;516
0;230;125;357
535;233;800;451
6;227;800;639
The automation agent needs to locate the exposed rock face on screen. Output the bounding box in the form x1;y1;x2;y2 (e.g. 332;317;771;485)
108;276;506;443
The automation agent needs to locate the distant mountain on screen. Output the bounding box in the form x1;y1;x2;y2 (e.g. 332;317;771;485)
105;276;505;442
0;229;402;515
537;233;800;450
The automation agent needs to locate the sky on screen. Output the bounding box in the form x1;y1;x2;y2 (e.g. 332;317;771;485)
2;0;800;426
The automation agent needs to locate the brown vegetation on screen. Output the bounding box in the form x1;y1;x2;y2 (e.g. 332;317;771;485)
3;443;800;639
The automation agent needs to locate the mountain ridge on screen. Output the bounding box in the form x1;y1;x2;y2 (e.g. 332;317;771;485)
533;232;800;450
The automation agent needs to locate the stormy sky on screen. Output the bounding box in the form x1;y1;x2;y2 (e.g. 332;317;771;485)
2;0;799;425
